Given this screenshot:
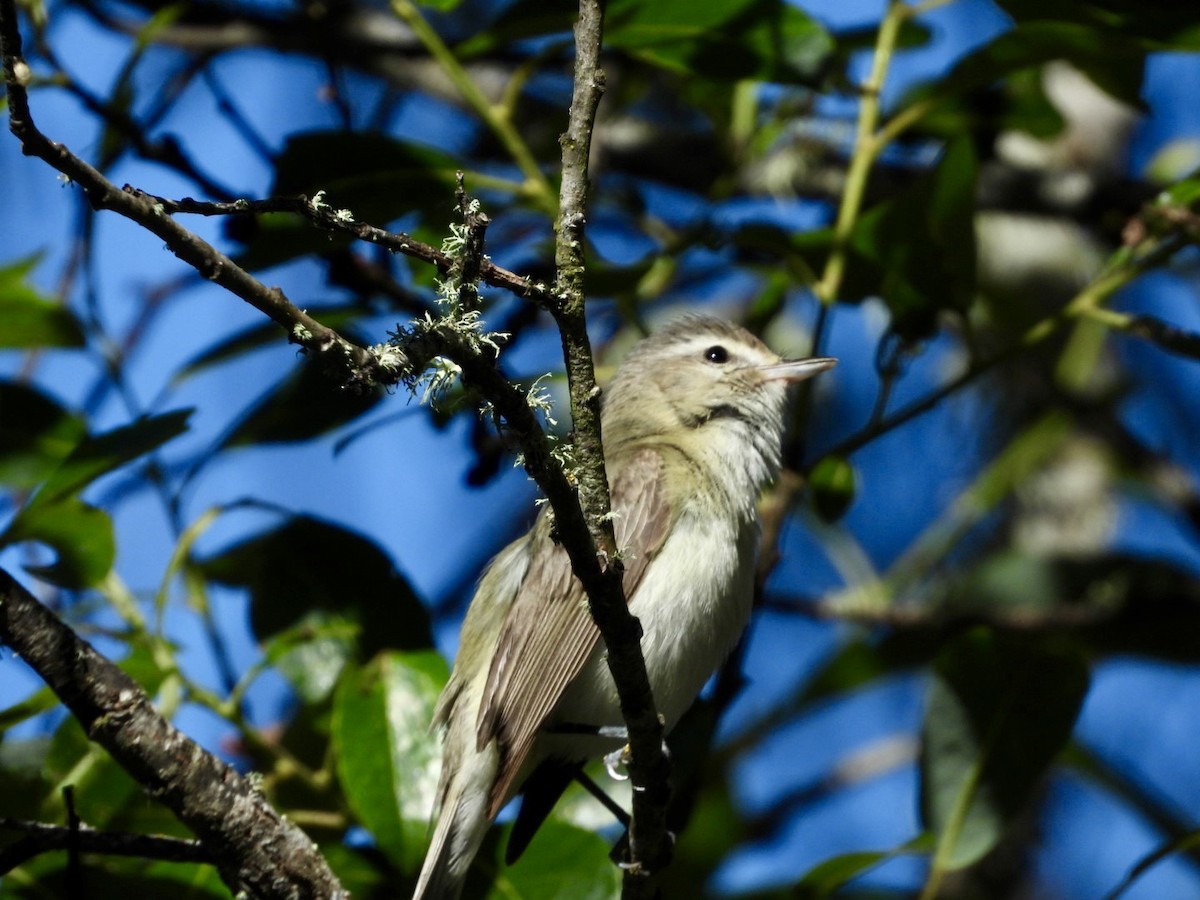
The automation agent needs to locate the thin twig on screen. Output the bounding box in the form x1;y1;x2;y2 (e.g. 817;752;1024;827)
129;189;558;308
0;817;212;874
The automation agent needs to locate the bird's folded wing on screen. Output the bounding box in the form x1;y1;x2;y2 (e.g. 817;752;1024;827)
476;446;671;817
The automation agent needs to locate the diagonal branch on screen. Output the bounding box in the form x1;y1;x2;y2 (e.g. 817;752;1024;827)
127;190;558;308
0;567;347;899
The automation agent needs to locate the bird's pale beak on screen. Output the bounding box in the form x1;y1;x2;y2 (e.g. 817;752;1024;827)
759;357;837;383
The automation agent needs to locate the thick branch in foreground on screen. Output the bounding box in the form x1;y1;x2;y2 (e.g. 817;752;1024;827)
553;0;673;893
0;568;346;899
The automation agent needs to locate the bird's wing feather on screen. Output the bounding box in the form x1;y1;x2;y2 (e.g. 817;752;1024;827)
476;446;671;817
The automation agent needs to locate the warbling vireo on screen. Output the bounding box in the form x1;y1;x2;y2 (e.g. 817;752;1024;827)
414;315;836;899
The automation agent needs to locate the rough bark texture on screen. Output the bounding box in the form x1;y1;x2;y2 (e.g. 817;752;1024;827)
554;1;673;894
0;568;347;899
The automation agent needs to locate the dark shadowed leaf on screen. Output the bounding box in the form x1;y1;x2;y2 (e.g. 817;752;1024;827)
197;515;431;657
851;135;978;336
23;409;192;510
0;381;86;489
230;131;460;269
605;0;832;85
273;131;460;225
3;497;115;588
920;628;1088;870
994;0;1200;48
219;359;383;448
332;652;447;871
172;305;364;383
936;22;1147;108
0;257;85;348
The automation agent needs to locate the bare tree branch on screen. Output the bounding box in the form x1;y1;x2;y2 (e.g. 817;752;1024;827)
553;1;673;893
128;189;558;308
0;567;347;899
0;816;213;873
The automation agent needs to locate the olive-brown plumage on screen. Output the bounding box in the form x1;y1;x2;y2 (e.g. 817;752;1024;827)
414;316;835;899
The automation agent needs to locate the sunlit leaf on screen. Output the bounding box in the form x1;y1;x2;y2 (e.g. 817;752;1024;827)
263;611;361;703
486;820;622;900
332;652;447;871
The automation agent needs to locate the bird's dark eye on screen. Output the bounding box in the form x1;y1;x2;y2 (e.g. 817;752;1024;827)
704;345;729;364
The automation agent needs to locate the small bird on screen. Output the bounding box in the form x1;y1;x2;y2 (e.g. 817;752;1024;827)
414;316;836;899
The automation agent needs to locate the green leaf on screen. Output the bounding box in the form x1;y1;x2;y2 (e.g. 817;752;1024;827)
808;455;856;523
0;738;56;821
993;0;1200;48
262;611;361;703
795;835;934;898
851;135;978;336
937;22;1147;108
272;131;460;218
2;856;229;899
487;820;622;900
0;381;86;489
332;652;448;871
0;687;59;735
0;256;85;348
218;359;383;449
44;719;143;827
3;497;115;588
24;409;192;510
920;628;1089;871
171;305;364;383
233;131;460;269
795;850;892;897
454;4;574;59
605;0;832;85
197;514;432;657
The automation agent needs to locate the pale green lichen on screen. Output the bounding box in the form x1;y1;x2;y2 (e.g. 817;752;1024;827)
525;374;558;427
414;355;463;405
369;343;408;374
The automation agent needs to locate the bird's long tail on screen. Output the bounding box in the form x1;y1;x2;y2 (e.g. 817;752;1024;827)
412;742;499;900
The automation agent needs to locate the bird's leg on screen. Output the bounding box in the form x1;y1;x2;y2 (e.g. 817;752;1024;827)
573;769;631;827
545;721;671;781
546;722;630;740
